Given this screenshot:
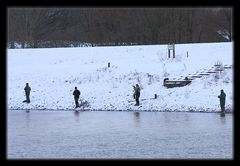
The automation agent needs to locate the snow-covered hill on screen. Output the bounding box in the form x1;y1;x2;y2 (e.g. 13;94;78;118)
7;42;233;112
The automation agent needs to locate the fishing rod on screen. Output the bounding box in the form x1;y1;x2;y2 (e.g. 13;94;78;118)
128;89;177;103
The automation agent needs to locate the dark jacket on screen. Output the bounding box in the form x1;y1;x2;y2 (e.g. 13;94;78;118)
24;86;31;94
73;89;80;98
218;91;226;106
134;86;140;98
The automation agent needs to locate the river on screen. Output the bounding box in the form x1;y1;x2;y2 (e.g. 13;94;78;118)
7;110;233;159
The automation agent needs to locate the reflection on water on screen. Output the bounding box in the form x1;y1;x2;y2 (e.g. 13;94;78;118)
133;112;140;127
8;110;233;159
25;111;30;128
220;115;226;124
134;112;140;119
74;111;80;122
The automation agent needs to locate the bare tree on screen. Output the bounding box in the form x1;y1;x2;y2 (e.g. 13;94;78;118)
7;7;232;48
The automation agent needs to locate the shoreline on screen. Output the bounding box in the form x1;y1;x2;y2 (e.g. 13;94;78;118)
8;108;233;113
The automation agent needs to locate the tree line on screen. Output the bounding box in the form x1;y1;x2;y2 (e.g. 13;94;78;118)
7;7;232;48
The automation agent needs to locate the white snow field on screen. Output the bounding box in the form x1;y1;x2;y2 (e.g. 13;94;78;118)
7;42;233;112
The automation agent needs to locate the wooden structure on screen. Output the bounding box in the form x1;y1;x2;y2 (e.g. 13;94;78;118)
168;43;175;58
162;64;232;89
163;78;191;88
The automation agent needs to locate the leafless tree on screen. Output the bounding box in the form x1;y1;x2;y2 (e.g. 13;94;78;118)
7;7;232;48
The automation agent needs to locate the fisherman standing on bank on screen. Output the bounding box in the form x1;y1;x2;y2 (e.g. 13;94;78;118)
73;87;81;108
133;84;141;106
23;83;31;103
218;89;226;113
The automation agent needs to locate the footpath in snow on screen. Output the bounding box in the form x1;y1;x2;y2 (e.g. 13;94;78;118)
7;42;233;112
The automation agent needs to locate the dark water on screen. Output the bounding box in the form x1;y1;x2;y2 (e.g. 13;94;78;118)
7;110;233;159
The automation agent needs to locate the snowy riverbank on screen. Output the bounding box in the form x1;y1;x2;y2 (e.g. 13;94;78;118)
7;42;233;112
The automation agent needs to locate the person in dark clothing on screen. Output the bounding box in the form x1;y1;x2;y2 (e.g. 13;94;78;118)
73;87;81;108
218;89;226;113
133;84;141;106
23;83;31;103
